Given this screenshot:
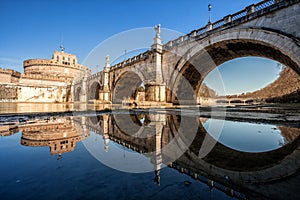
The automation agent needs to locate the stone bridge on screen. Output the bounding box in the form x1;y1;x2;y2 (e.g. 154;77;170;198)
74;0;300;105
215;97;261;104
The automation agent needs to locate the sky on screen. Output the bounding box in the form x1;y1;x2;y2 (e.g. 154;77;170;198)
0;0;281;95
204;57;281;95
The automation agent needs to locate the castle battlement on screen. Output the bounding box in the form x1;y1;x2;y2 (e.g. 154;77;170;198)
23;58;89;71
0;67;21;77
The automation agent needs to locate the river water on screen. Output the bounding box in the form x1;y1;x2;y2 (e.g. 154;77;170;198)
0;105;300;199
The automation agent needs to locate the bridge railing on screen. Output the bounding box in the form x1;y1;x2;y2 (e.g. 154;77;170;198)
111;51;149;70
87;71;103;81
255;0;277;11
163;0;290;50
231;9;247;21
170;162;248;200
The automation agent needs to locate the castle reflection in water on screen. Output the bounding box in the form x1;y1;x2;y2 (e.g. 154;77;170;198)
1;111;300;199
1;116;89;155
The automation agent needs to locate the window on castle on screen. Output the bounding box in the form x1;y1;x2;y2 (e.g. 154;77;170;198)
63;57;65;61
57;56;59;62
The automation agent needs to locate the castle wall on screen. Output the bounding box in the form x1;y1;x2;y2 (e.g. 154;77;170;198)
0;84;18;101
0;51;91;103
24;51;91;82
0;68;21;101
0;67;21;83
18;73;72;102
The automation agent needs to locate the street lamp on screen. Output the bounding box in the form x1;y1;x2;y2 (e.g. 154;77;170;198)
124;49;127;61
208;4;212;23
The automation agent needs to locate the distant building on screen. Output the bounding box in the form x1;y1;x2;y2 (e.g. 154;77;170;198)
0;50;91;102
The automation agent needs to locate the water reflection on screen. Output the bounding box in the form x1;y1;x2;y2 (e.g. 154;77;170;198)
0;116;89;157
20;117;89;155
0;111;299;199
202;119;293;152
0;102;74;114
0;102;112;114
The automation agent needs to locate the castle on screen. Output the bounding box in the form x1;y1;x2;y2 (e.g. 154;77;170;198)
0;49;91;102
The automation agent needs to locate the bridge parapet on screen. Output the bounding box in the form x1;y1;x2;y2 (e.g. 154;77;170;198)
87;71;103;81
164;0;298;50
111;51;149;70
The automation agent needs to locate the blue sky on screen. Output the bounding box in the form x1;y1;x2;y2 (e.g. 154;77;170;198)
0;0;281;95
204;57;281;95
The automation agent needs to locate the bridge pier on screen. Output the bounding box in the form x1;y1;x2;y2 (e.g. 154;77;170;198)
100;55;111;102
153;113;166;184
145;83;166;102
103;114;110;152
145;24;167;103
79;94;87;102
79;71;88;102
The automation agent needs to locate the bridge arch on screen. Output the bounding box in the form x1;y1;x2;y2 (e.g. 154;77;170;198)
74;86;82;102
88;81;101;101
112;113;152;138
169;28;300;103
113;70;145;103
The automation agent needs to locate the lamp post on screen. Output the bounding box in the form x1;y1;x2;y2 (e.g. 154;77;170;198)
208;4;212;23
124;49;127;61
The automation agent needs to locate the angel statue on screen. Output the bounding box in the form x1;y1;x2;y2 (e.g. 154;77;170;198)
154;24;161;38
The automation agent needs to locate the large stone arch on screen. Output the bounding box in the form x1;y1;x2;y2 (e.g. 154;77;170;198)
112;70;145;103
168;28;300;103
88;81;101;100
113;66;146;85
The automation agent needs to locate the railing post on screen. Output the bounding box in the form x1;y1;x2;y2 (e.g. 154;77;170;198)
180;36;184;42
207;22;213;31
224;15;232;23
246;4;255;15
192;30;197;37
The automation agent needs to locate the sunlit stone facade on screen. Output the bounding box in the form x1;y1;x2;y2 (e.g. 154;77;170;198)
0;50;91;102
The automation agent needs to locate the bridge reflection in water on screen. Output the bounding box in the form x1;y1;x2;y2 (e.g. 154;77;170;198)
0;111;299;199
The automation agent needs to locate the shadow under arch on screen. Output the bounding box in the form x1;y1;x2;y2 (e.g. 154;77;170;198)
112;113;153;140
112;71;144;103
169;28;300;103
74;86;81;101
87;115;102;126
88;81;101;101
